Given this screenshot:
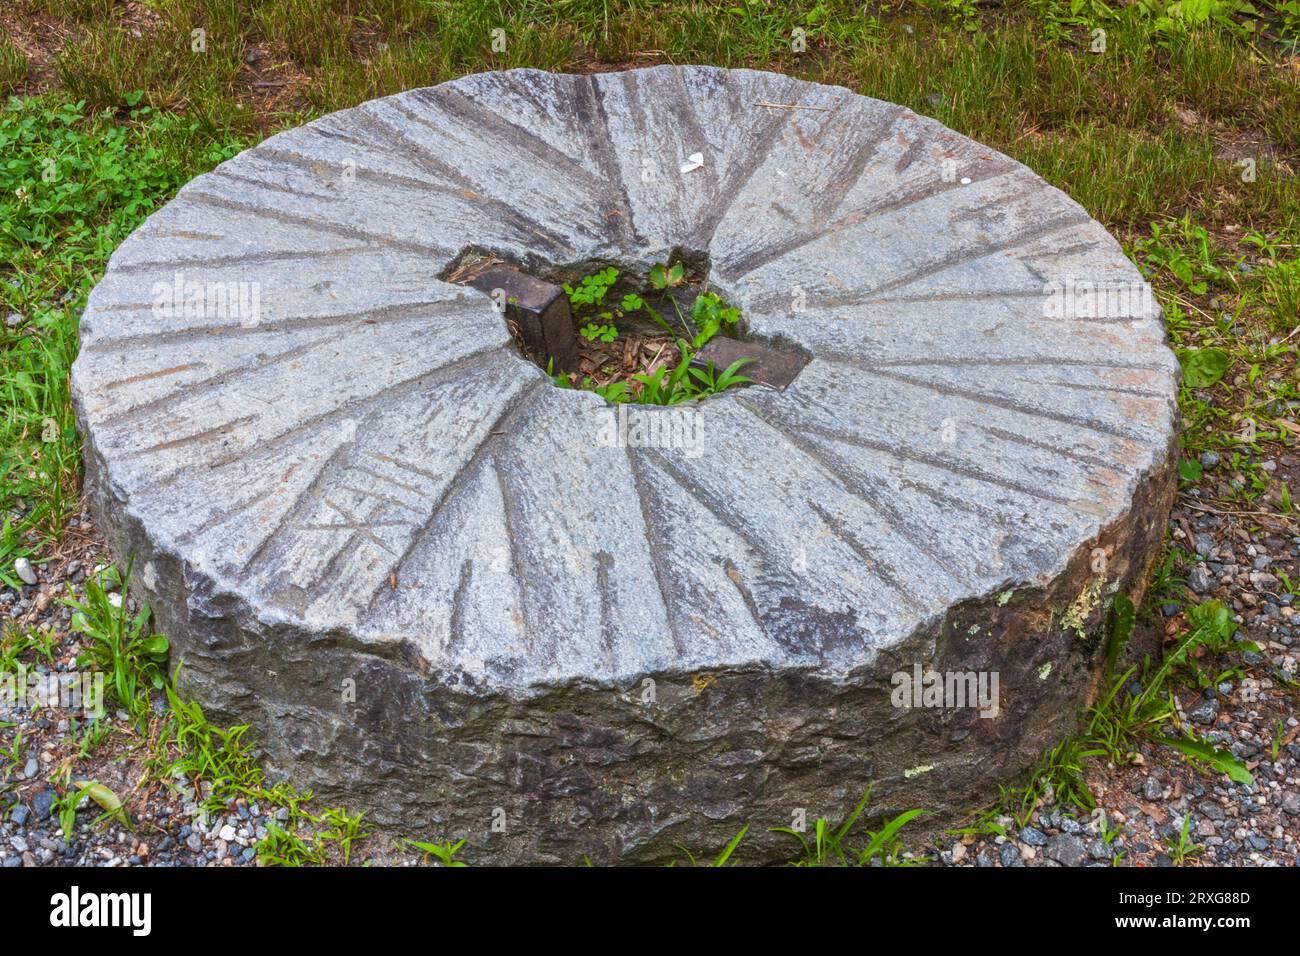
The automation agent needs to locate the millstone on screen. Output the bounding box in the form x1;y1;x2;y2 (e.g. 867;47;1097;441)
72;66;1178;864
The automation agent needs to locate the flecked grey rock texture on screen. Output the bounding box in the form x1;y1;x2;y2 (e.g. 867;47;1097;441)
72;67;1178;863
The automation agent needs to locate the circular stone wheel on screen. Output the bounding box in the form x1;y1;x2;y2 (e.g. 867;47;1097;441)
73;67;1177;863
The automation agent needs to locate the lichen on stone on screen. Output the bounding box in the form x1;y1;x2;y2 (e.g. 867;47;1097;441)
1062;576;1106;637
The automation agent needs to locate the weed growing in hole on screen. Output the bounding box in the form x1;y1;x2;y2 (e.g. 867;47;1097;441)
649;261;685;291
554;260;752;406
689;291;742;348
579;322;618;343
553;350;753;407
563;266;619;308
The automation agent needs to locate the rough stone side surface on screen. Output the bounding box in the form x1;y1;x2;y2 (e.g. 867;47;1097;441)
72;66;1179;863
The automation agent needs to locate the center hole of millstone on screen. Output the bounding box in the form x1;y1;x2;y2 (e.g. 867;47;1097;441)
443;247;808;404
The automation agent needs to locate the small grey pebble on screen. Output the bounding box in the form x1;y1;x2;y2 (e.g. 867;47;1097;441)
1019;826;1048;846
10;805;28;828
1188;564;1212;593
999;843;1023;867
1142;776;1164;800
1200;451;1221;469
1047;833;1088;867
13;557;37;586
31;791;53;820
